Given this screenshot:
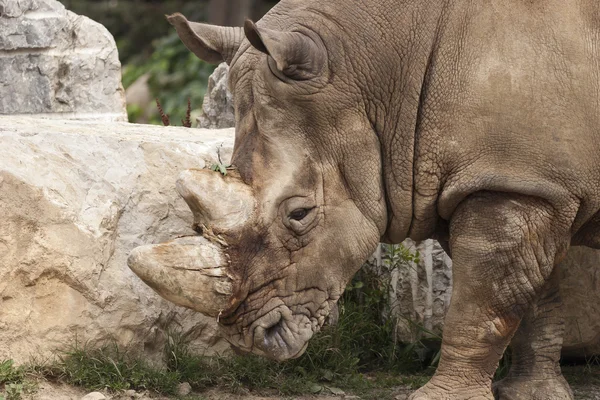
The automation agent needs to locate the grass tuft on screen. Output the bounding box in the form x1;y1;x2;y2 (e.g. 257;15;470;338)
46;344;180;394
0;360;37;400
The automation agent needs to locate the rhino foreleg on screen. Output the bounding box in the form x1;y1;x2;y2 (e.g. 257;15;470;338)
410;192;573;400
493;269;574;400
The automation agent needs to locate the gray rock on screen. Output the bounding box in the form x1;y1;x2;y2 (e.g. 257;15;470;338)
387;239;600;357
197;63;235;129
0;116;234;363
390;239;452;343
0;0;126;121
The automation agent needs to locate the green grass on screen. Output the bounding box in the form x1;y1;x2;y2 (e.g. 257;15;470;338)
0;361;25;386
154;265;437;397
563;356;600;385
0;360;37;400
7;243;596;399
51;345;181;393
2;321;599;400
0;245;438;398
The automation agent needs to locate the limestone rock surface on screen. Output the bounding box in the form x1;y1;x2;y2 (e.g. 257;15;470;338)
0;0;127;121
0;116;234;363
390;239;452;344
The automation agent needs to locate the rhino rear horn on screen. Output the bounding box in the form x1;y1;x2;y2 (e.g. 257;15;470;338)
176;169;256;233
244;20;326;80
167;13;244;64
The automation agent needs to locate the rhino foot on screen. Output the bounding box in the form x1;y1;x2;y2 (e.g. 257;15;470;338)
493;375;574;400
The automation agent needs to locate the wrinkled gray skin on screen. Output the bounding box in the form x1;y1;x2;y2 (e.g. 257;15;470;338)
160;1;600;399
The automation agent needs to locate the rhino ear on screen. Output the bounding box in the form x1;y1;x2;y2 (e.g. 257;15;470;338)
243;20;326;80
167;13;244;65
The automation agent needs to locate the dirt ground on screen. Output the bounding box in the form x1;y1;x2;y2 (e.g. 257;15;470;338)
23;380;600;400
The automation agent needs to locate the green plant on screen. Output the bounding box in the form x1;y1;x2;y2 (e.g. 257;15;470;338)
0;361;24;387
48;344;180;394
209;145;231;175
122;32;215;125
0;360;37;400
3;382;36;400
383;243;420;267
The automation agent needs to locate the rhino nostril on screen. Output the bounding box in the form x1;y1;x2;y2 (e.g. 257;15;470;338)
262;315;287;349
265;318;283;337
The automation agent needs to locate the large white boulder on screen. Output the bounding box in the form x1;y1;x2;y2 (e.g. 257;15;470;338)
0;116;234;363
0;0;127;121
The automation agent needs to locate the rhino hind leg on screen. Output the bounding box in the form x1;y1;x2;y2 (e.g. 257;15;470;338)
409;192;574;400
493;269;574;400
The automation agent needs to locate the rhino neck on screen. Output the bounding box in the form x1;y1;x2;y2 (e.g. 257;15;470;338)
256;0;450;243
357;1;449;243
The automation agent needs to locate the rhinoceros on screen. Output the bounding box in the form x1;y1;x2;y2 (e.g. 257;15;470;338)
128;1;600;399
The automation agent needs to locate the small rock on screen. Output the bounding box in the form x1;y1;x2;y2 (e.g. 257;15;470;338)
124;389;137;398
81;392;106;400
177;382;192;397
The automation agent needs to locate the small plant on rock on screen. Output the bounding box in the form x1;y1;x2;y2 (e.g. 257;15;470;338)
209;145;231;176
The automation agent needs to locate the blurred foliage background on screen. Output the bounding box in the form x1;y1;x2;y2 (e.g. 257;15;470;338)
59;0;277;124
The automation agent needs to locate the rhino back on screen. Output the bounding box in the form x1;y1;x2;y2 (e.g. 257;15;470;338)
410;0;600;240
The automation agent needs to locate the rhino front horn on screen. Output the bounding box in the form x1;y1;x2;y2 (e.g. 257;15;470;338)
127;236;234;317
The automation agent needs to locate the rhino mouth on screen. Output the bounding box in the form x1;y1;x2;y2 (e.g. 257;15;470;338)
221;297;334;361
251;307;312;360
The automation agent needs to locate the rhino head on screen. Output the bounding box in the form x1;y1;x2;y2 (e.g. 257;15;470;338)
129;10;389;361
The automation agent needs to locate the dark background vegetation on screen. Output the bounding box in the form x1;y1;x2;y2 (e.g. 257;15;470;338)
58;0;278;124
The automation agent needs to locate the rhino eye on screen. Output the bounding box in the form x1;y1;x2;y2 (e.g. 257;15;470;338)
289;208;311;221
